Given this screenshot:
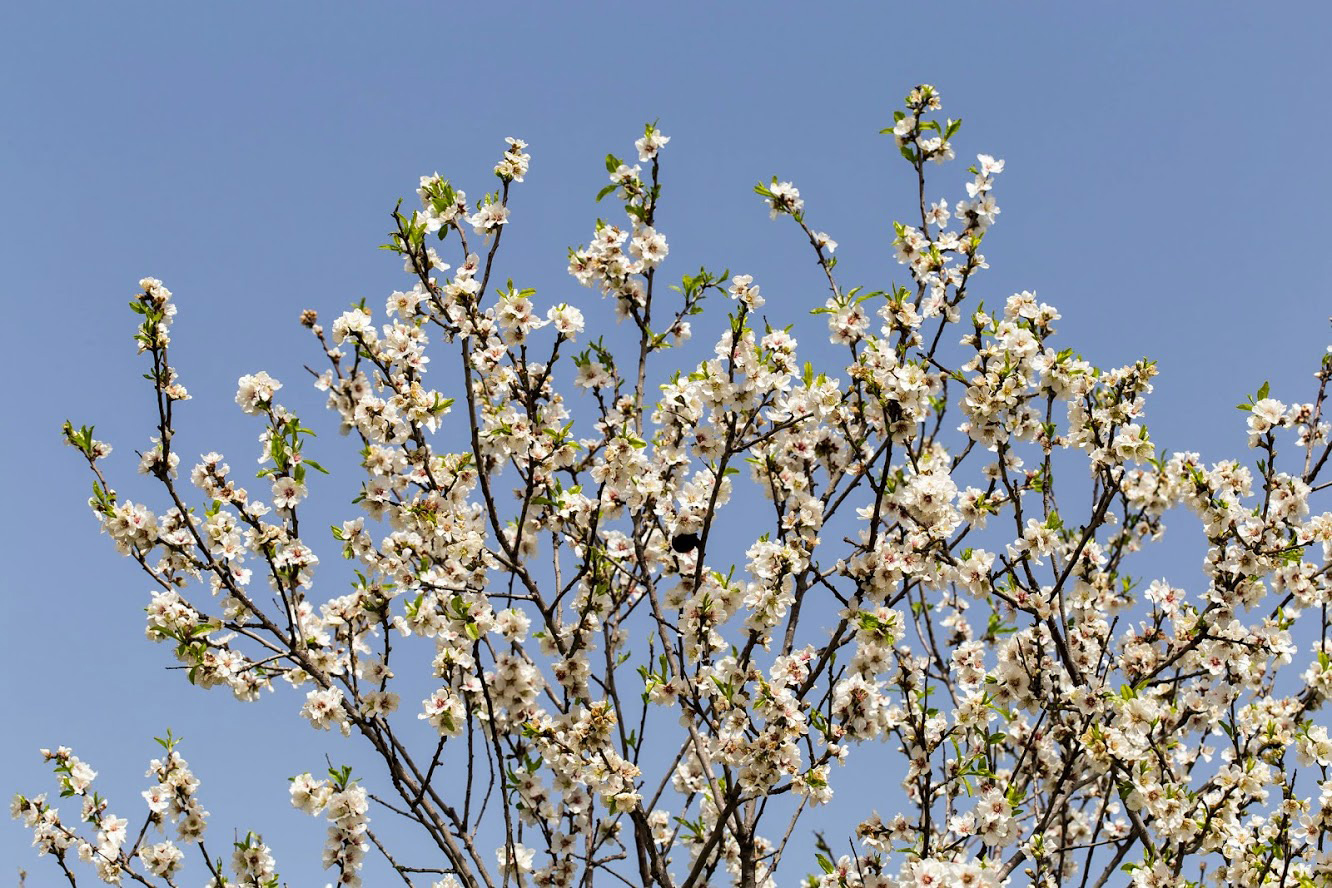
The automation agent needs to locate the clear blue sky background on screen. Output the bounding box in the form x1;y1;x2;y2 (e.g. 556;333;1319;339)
4;3;1331;885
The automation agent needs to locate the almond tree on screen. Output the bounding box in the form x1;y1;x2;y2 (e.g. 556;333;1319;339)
16;85;1332;888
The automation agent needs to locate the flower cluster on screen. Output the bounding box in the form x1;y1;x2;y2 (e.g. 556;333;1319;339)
291;769;369;886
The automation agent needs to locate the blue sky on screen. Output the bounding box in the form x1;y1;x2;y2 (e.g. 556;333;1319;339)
4;3;1331;885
